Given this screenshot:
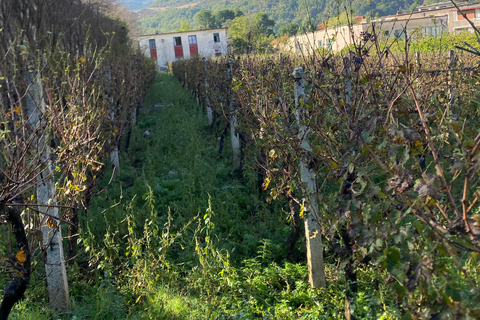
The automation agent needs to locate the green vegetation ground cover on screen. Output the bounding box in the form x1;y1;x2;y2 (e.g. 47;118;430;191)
9;73;399;319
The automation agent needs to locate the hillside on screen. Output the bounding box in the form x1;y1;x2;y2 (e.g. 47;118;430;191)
121;0;156;10
136;0;445;35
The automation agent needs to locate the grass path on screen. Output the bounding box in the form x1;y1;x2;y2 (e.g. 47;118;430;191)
80;72;292;319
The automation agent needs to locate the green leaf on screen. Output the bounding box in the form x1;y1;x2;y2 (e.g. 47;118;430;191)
348;162;355;173
446;284;461;302
392;282;407;300
386;247;401;272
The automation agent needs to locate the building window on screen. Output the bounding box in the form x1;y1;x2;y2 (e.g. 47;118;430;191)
384;30;390;37
326;39;332;51
188;35;197;45
173;37;184;57
149;39;156;49
318;40;323;48
174;37;182;46
457;9;475;20
215;52;221;57
213;33;220;43
394;30;404;38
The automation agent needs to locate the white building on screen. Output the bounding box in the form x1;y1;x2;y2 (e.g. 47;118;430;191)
138;28;228;70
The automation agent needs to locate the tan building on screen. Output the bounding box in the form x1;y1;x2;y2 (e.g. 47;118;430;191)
289;21;369;54
288;1;480;54
448;3;480;33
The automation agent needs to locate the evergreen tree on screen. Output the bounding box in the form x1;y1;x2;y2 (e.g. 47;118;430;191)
195;9;215;29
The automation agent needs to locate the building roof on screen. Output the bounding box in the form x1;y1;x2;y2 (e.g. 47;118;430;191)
138;27;228;38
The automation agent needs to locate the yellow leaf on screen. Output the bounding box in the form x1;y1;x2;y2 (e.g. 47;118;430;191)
7;111;12;117
46;218;55;228
426;198;436;207
15;250;26;263
330;161;339;169
414;141;423;148
270;188;277;198
262;178;270;191
299;204;305;218
464;141;475;149
13;107;21;114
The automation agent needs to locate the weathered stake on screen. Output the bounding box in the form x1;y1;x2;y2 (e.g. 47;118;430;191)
448;50;458;117
26;71;70;311
227;59;241;171
104;67;120;178
205;58;213;126
292;67;326;289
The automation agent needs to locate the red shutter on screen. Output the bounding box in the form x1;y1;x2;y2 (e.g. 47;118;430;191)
149;48;157;59
174;46;184;57
189;44;198;55
458;9;475;20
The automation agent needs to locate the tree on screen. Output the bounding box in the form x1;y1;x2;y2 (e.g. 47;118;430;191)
277;22;299;36
195;9;215;29
233;8;244;18
214;9;236;27
300;16;317;33
176;20;192;32
255;13;275;37
229;13;275;54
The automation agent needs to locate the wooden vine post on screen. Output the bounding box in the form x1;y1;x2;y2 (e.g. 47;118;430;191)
205;58;213;126
25;71;70;311
227;59;241;171
292;67;326;288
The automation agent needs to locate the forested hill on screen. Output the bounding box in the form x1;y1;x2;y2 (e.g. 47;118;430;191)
136;0;446;34
121;0;156;10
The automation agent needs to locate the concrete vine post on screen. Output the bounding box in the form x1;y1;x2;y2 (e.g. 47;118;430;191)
343;56;353;107
105;67;120;178
292;67;326;289
448;50;458;117
342;55;358;320
227;59;241;171
25;71;70;311
205;58;213;126
415;52;422;71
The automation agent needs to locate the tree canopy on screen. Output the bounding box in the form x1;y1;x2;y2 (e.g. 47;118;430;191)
229;13;275;54
195;9;215;29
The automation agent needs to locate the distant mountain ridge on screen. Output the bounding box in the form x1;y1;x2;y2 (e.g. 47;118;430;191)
134;0;448;35
120;0;156;10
